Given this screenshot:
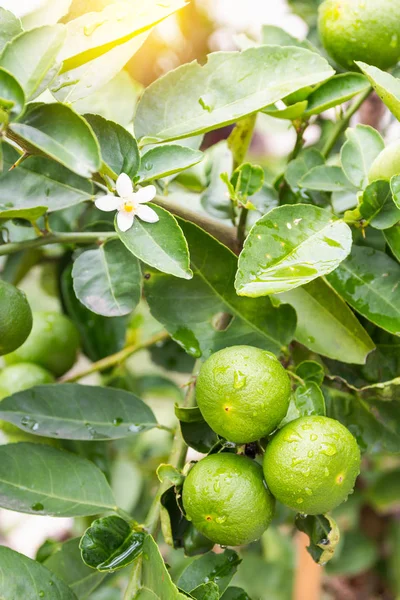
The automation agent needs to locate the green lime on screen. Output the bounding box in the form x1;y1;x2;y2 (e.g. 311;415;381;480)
263;416;361;515
318;0;400;70
182;453;275;546
5;312;80;377
196;346;291;443
368;141;400;182
0;280;32;356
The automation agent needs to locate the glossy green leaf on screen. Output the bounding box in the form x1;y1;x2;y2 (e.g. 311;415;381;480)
0;67;24;119
144;219;296;357
0;546;78;600
138;144;203;183
384;223;400;262
80;516;145;572
304;73;370;117
294;382;326;417
0;142;94;212
0;8;22;53
326;531;378;577
390;174;400;210
263;101;307;120
191;583;220;600
0;25;66;99
72;240;141;317
295;514;340;565
296;361;324;385
10;103;101;178
0;205;47;222
174;405;203;423
180;420;219;454
117;204;192;279
367;470;400;513
285;148;325;189
340;125;384;189
231;162;264;201
221;588;252;600
135;46;334;144
157;464;184;486
327;245;400;335
236;205;352;296
0;442;116;516
178;550;241;595
0;383;157;440
45;538;106;599
300;165;353;192
356;61;400;121
278;278;375;364
201;140;233;220
355;180;400;229
138;535;188;599
84;113;140;179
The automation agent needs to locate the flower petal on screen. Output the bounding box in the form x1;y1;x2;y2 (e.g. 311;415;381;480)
116;173;133;198
136;204;159;223
135;185;157;204
117;210;135;232
95;195;120;212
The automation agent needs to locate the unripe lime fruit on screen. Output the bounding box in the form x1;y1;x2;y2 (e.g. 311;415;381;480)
263;416;361;515
196;346;291;443
0;281;32;356
318;0;400;70
368;141;400;182
182;453;275;546
5;312;80;377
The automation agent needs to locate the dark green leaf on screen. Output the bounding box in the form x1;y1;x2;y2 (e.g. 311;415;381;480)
72;239;141;317
10;103;101;177
0;545;78;600
367;469;400;514
180;420;219;454
0;383;157;440
178;550;241;595
263;100;307;121
84;113;140;179
144;219;296;357
340;125;384;190
139;535;188;599
295;513;340;565
138;144;203;183
0;8;22;54
231;162;264;201
352;180;400;229
135;46;334;143
190;582;220;600
157;464;184;486
175;405;203;423
327;245;400;335
384;223;400;262
300;165;353;192
390;173;400;213
182;525;214;558
236;205;352;296
296;361;324;385
326;531;378;576
117;205;192;279
0;442;116;516
304;73;370;117
0;205;47;222
221;588;252;600
80;516;145;572
0;67;24;119
294;382;326;417
356;61;400;121
278;277;375;364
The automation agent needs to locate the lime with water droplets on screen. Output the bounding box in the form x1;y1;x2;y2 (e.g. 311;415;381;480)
263;416;361;515
0;281;32;356
196;346;291;443
182;453;275;546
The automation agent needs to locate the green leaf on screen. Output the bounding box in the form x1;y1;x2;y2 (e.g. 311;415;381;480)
0;383;157;440
117;204;192;279
384;223;400;262
0;67;24;119
367;469;400;514
263;101;307;121
0;8;22;54
139;535;188;599
277;277;375;364
0;442;116;516
84;113;140;179
72;240;141;317
0;25;66;99
231;162;264;201
285;148;325;189
235;205;352;296
327;245;400;335
201;141;233;220
45;538;106;599
190;583;220;600
296;361;324;385
0;142;94;212
261;24;313;48
295;514;340;565
325;531;378;576
0;205;47;222
300;165;353;192
156;464;184;486
294;382;326;417
138;144;203;183
304;73;370;117
221;588;252;600
135;46;334;144
10;103;101;178
178;550;241;595
340;125;385;189
144;219;296;357
174;405;203;423
80;516;145;572
356;61;400;121
0;545;78;600
355;180;400;229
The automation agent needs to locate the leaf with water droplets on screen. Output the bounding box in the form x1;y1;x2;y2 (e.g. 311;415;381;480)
138;144;204;183
0;383;157;440
236;204;352;297
294;382;326;417
295;513;340;565
178;549;241;595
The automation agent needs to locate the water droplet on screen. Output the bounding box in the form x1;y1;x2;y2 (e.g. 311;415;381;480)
144;162;153;171
216;516;226;524
38;592;45;598
292;457;303;467
284;432;301;443
113;418;123;426
319;538;329;546
301;423;312;431
21;416;39;431
305;487;312;496
302;468;310;477
31;502;44;512
308;450;314;458
296;498;304;504
143;553;149;561
320;443;337;457
129;424;144;434
214;481;220;493
298;512;307;519
310;434;318;441
324;467;330;477
233;370;247;389
391;33;398;48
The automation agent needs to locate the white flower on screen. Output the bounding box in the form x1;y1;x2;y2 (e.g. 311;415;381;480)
95;173;159;232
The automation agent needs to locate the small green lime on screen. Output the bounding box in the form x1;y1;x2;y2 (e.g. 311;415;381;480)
318;0;400;70
368;141;400;182
5;312;80;377
196;346;291;443
0;280;32;356
263;416;361;515
182;453;275;546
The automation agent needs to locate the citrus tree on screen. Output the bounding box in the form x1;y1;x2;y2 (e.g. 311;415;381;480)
0;0;399;598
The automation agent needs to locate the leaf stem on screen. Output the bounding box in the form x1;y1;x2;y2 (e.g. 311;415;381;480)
0;231;117;256
60;331;169;383
321;87;372;158
287;370;306;387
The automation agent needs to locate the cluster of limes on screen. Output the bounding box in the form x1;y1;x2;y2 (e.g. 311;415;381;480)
182;346;361;547
0;280;79;440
